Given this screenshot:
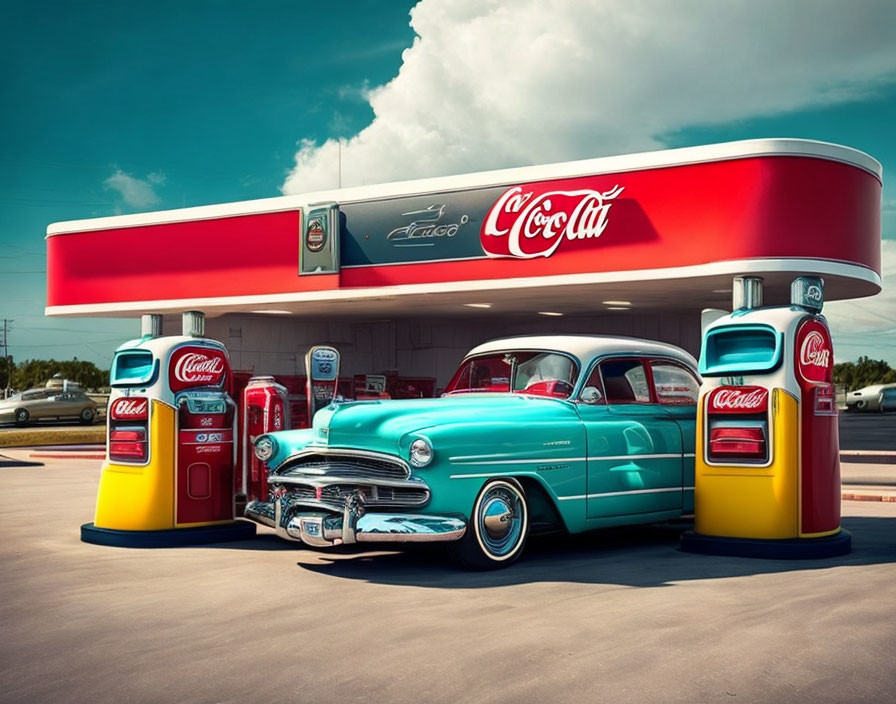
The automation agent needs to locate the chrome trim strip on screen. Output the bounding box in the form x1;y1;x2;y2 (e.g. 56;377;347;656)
270;475;427;490
591;453;684;461
450;471;542;479
284;512;467;545
450;456;588;465
557;487;686;501
450;452;686;466
275;446;410;475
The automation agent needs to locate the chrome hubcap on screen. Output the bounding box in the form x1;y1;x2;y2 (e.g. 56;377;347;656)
476;484;524;557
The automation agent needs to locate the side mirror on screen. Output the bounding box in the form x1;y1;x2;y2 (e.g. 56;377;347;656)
580;386;603;405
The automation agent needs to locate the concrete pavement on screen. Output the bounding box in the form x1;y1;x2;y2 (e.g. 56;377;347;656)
1;456;896;704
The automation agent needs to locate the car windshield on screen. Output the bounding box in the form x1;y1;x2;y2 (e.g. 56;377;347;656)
445;351;578;398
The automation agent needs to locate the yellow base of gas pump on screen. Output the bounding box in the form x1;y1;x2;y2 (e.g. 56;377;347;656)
82;401;255;548
683;389;851;558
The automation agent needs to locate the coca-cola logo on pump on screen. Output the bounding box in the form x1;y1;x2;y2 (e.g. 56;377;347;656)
168;346;229;391
796;319;833;383
708;386;769;414
480;183;624;259
110;397;149;421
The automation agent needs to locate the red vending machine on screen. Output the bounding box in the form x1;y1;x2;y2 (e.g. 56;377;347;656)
241;376;290;503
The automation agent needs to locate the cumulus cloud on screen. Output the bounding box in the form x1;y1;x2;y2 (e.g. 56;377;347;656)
280;0;896;362
282;0;896;194
103;169;164;209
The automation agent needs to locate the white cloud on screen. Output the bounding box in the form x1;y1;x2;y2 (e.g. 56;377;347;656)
826;240;896;364
280;0;896;363
103;169;164;209
282;0;896;194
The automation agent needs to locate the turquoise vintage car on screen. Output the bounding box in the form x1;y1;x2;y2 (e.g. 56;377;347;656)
245;335;700;568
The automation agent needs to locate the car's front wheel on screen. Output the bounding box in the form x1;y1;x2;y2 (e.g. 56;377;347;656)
14;408;29;426
450;478;529;570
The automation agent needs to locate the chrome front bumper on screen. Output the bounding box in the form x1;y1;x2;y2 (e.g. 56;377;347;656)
244;497;466;548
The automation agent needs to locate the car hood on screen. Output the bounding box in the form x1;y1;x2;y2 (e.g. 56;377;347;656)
307;394;578;455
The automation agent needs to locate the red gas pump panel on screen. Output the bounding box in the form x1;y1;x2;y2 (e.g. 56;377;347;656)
169;346;231;392
795;317;840;535
176;395;235;525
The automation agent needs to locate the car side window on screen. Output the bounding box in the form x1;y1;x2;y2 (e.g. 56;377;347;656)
599;359;651;404
650;361;700;406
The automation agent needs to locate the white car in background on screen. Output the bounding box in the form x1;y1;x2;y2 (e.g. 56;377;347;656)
845;383;896;413
0;388;98;426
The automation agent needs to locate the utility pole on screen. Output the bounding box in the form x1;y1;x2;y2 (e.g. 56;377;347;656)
0;319;11;399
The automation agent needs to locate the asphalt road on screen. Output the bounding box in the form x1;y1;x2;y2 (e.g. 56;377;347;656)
838;411;896;451
1;457;895;704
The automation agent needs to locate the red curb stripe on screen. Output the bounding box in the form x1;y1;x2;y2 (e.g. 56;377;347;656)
842;493;896;502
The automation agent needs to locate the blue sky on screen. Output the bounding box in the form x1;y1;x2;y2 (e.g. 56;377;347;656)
2;0;895;367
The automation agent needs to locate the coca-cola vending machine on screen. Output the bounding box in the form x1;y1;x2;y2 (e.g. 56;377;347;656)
683;277;850;557
241;376;290;504
83;329;254;547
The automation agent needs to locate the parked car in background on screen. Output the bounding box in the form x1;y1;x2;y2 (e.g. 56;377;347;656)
245;335;700;569
845;383;896;413
0;388;98;426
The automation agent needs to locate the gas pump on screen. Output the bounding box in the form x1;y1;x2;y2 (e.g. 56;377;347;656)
306;345;341;421
82;314;255;547
682;277;851;558
241;376;290;504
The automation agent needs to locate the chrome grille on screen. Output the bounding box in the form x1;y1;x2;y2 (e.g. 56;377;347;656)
279;452;410;481
275;482;430;510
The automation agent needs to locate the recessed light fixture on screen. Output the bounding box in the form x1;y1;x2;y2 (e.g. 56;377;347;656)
538;311;564;317
250;309;293;315
607;307;630;311
602;300;631;306
464;303;492;308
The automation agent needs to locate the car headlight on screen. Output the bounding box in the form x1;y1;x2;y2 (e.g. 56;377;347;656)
254;436;276;462
409;438;433;468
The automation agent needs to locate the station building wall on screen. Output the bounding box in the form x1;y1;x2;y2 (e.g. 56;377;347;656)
154;312;703;392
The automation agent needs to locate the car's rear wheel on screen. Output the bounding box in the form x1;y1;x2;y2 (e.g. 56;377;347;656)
79;408;95;425
450;478;529;570
14;408;29;426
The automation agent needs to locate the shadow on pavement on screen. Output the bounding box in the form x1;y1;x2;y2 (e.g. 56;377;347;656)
291;515;896;588
0;455;43;468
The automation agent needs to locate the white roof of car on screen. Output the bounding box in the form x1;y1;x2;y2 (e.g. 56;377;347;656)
466;335;698;369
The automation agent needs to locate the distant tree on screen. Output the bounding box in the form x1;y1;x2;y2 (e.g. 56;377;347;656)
11;358;109;391
0;356;14;393
833;356;896;390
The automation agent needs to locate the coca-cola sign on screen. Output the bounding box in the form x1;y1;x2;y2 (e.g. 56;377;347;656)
481;184;624;259
796;319;833;383
168;346;229;392
109;397;149;421
708;386;769;414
